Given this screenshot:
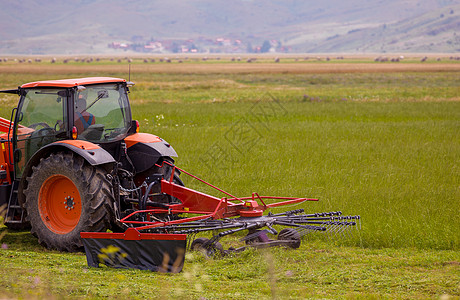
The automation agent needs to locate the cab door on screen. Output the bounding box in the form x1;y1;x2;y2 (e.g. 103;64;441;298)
13;88;68;178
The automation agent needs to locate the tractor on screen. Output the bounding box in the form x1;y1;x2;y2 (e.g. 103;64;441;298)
1;77;359;272
0;77;181;251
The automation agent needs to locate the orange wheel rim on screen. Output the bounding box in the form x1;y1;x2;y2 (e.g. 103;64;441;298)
38;175;82;234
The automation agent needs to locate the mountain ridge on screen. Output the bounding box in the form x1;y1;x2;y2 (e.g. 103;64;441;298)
0;0;459;54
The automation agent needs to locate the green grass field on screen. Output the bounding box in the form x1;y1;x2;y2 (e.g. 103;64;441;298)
139;100;459;251
0;58;459;299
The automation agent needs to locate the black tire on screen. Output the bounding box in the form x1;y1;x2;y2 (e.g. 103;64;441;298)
191;237;223;257
278;228;301;249
244;230;265;245
24;152;114;252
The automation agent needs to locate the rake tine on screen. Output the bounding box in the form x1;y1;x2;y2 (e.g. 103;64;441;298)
338;223;348;240
347;224;354;238
323;221;332;238
298;226;314;236
337;222;348;238
346;222;354;236
329;222;338;237
297;228;307;236
342;223;351;238
340;222;350;237
349;222;357;237
325;221;334;233
344;222;355;236
350;221;357;236
298;227;314;237
332;222;342;236
334;223;343;238
325;222;334;241
338;222;348;238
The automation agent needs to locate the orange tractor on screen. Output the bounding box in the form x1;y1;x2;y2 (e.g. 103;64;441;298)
0;77;183;250
1;77;359;272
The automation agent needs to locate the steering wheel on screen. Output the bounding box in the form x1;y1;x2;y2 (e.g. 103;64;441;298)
29;122;51;129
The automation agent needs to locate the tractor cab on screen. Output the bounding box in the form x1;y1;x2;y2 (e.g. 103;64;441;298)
11;77;133;178
72;81;133;142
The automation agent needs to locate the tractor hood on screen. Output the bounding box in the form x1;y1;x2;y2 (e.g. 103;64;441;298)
125;133;178;173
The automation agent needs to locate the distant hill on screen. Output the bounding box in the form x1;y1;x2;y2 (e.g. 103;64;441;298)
0;0;459;54
307;4;460;52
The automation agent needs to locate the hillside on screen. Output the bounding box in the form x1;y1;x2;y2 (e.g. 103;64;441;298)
307;4;460;52
0;0;459;54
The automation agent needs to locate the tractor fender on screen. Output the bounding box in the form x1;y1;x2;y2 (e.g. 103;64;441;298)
124;133;178;173
17;140;115;206
33;140;116;166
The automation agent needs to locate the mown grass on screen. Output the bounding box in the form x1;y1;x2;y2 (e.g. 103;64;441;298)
0;60;459;298
1;228;459;299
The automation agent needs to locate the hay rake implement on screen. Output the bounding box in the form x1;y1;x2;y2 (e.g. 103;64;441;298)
0;77;360;274
81;162;360;272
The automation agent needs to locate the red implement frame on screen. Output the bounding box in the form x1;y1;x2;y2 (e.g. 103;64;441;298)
80;162;318;272
120;162;318;231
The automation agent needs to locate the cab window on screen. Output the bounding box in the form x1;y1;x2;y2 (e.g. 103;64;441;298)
14;88;66;177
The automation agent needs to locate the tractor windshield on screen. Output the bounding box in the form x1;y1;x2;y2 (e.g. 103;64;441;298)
74;83;132;143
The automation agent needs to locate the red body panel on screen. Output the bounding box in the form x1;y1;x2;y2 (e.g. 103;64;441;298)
80;228;186;241
21;77;126;88
0;117;12;135
0;140;12;184
0;117;14;183
56;140;100;150
124;133;162;148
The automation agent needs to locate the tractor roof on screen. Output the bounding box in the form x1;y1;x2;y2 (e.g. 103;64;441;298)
21;77;126;88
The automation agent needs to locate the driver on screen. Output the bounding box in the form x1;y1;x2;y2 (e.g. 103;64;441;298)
74;91;95;134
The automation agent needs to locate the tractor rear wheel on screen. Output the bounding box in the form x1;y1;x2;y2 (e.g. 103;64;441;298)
24;152;114;251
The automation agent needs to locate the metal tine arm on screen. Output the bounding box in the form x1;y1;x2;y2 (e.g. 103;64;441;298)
274;221;327;231
340;222;356;237
326;221;341;234
268;209;304;217
274;216;335;222
294;211;342;218
163;222;248;234
296;227;315;236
